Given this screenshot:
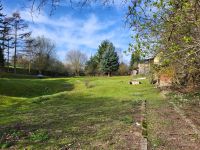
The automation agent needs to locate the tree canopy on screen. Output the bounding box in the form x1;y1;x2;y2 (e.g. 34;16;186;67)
100;42;119;76
127;0;200;87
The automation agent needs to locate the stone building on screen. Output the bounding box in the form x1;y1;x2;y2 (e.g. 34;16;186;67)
138;58;154;75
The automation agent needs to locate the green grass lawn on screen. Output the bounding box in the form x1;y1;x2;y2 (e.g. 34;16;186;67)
0;76;161;149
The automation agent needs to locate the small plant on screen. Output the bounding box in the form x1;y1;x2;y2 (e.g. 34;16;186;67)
84;80;95;88
120;116;133;124
29;130;49;142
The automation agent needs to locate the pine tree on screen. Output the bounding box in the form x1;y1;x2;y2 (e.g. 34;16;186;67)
96;40;110;63
100;43;119;77
96;40;115;74
9;12;31;73
0;2;5;67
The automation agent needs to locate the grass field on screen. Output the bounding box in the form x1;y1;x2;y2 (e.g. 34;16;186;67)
0;76;161;149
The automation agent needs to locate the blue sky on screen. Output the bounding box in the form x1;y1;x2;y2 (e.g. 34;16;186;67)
2;0;132;63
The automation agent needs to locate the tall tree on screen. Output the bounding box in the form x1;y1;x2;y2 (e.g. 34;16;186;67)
96;40;114;74
0;2;13;69
24;37;36;73
100;43;119;76
0;2;5;67
32;36;56;74
3;17;14;69
9;12;31;73
96;40;110;63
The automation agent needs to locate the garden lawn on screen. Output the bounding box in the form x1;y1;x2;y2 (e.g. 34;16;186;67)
0;76;161;149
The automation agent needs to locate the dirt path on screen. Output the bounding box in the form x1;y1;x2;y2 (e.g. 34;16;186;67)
120;100;145;149
115;100;148;150
147;98;200;150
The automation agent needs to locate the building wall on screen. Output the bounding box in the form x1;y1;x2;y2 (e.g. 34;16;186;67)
138;59;153;75
138;63;151;74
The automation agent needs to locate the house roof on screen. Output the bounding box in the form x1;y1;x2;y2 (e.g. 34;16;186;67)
139;57;154;63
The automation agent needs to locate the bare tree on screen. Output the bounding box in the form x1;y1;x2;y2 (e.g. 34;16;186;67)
27;0;126;15
66;50;87;76
0;3;6;67
24;37;36;73
32;36;56;74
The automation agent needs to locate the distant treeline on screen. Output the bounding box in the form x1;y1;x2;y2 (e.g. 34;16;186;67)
0;67;69;77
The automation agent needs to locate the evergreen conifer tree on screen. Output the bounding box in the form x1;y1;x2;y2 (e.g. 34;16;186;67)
100;43;119;76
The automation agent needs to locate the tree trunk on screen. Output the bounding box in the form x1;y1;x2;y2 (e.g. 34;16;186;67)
7;40;10;72
28;61;31;74
108;72;111;77
14;24;17;74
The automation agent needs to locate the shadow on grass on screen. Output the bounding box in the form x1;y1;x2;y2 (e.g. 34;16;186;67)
0;79;74;98
0;92;140;149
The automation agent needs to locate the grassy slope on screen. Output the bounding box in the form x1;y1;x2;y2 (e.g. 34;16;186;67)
0;78;74;98
0;72;38;79
0;76;161;149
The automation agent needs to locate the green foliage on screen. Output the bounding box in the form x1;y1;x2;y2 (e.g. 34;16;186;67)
127;0;200;87
100;43;119;76
85;40;119;76
85;56;98;75
120;115;133;125
96;40;111;63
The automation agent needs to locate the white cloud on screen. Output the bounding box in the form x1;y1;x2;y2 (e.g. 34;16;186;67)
4;6;131;62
